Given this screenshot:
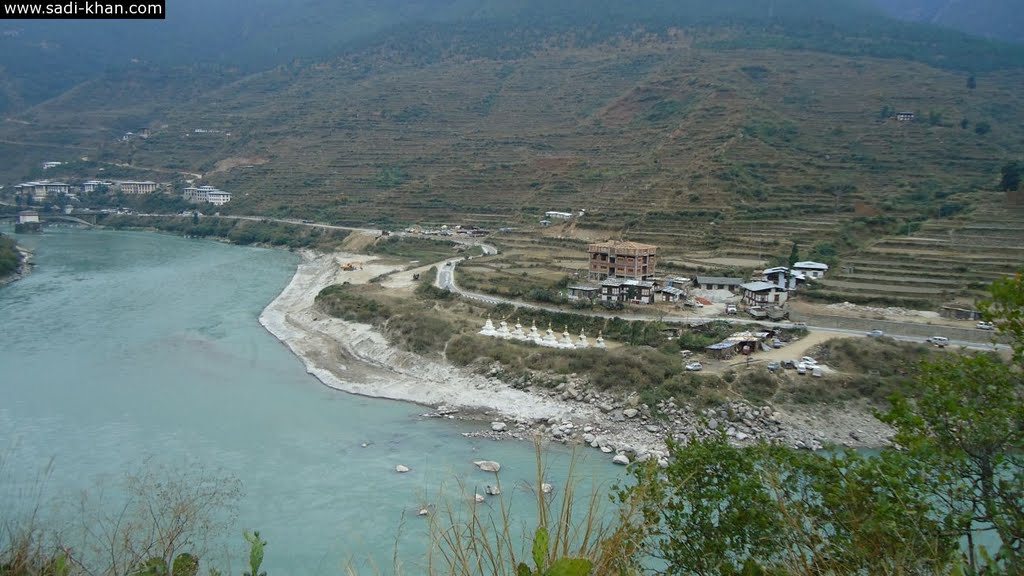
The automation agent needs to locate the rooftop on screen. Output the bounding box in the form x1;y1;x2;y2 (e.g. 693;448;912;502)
741;281;780;292
694;276;743;285
793;261;829;270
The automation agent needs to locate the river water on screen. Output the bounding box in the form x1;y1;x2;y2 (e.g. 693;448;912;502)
0;228;621;574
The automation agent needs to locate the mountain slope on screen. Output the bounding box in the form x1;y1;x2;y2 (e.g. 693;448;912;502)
2;0;1021;116
869;0;1024;43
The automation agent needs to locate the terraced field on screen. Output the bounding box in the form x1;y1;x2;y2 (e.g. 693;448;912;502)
819;198;1024;305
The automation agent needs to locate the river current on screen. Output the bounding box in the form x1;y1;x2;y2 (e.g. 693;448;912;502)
0;228;619;574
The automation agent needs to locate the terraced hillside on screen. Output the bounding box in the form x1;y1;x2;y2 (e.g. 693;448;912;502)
816;194;1024;306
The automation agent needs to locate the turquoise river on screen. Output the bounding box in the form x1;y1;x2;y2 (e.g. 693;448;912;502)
0;228;622;574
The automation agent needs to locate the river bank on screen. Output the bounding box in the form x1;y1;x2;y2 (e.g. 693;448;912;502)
0;244;32;286
259;250;894;465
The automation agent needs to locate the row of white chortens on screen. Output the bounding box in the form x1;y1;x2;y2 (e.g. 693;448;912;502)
480;318;605;349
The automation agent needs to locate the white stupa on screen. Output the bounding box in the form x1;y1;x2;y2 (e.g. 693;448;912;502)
576;329;589;349
480;317;497;336
595;331;606;349
529;322;541;343
543;323;559;347
496;319;511;338
560;326;574;349
512;319;526;340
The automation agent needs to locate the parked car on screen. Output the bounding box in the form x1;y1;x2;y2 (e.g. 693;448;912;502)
782;359;797;369
680;350;694;358
766;361;781;372
772;338;784;348
926;336;949;347
976;321;995;330
685;362;703;372
867;329;885;337
812;366;823;378
796;363;807;375
725;304;737;315
800;356;818;366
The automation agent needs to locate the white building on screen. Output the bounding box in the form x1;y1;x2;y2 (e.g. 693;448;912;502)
17;210;40;224
42;161;63;170
792;261;829;279
15;180;70;201
83;180;112;193
545;211;573;220
183;185;231;205
113;180;159;194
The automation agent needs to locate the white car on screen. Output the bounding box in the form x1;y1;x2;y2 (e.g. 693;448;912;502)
796;363;807;375
685;362;703;372
976;321;995;330
926;336;949;347
800;356;818;366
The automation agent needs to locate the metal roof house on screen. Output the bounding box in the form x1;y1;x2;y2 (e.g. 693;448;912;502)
693;276;744;291
792;261;829;279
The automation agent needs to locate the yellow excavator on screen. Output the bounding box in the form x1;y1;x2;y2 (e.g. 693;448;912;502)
341;261;363;271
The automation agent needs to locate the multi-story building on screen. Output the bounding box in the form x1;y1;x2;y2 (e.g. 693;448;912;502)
587;240;657;280
15;180;70;202
183;185;232;205
83;180;112;193
113;180;159;194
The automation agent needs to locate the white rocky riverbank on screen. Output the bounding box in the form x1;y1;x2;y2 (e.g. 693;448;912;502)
260;250;893;466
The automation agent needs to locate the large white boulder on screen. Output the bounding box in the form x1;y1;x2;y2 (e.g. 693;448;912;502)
474;460;501;473
612;454;630;466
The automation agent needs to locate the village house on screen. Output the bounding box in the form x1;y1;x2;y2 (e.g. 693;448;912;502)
588;240;657;280
740;281;789;307
41;161;63;170
693;276;743;292
545;211;573;220
792;261;829;279
896;112;915;121
761;266;804;290
15;180;70;202
659;286;686;302
566;285;600;302
599;277;656;305
182;185;232;205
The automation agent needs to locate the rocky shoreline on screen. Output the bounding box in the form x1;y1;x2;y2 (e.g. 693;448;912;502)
260;250;893;467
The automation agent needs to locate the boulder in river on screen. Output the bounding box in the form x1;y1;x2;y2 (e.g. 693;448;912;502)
474;460;501;473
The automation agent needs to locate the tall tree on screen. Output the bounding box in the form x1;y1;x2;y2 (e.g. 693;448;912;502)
787;241;800;267
1000;161;1022;192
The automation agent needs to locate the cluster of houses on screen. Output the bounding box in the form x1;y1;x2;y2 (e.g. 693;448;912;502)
13;179;163;203
182;185;232;205
11;177;232;207
565;240;829;314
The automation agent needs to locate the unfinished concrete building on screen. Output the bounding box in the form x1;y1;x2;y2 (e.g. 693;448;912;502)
588;240;658;280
